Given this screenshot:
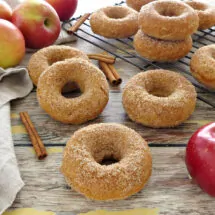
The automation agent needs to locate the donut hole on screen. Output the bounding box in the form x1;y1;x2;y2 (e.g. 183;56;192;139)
47;56;71;66
155;4;185;17
93;147;122;166
100;155;119;165
104;8;128;19
146;81;175;97
48;56;65;66
157;8;182;17
61;82;82;98
158;10;178;17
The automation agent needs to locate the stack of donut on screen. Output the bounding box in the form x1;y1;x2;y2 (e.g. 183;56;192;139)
28;45;109;124
134;0;199;62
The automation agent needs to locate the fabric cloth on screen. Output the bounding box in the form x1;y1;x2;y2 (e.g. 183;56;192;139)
0;68;33;106
0;68;33;214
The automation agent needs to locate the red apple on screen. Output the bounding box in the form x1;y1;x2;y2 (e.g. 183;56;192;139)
45;0;78;21
12;0;61;49
186;122;215;197
0;1;12;21
0;19;25;69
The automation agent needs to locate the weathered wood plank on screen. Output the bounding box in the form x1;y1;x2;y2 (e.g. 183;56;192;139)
11;88;215;146
12;147;215;215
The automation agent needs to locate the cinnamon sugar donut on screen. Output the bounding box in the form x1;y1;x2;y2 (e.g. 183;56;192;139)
28;45;89;86
37;58;109;124
190;45;215;89
123;70;197;128
90;6;138;38
138;0;199;40
185;0;215;30
61;123;152;200
126;0;156;11
134;30;192;62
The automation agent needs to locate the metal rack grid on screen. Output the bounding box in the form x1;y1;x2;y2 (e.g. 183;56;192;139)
62;1;215;108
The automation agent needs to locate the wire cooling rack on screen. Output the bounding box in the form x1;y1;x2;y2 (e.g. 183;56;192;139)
62;1;215;108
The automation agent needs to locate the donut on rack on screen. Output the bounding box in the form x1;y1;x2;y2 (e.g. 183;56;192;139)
37;58;109;124
134;30;192;62
138;0;199;40
61;123;152;200
190;44;215;89
122;70;197;128
185;0;215;30
28;45;89;86
126;0;156;11
90;6;138;38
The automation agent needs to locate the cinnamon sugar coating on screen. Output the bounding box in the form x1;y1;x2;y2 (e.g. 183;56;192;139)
61;123;152;200
123;70;197;128
126;0;156;11
90;6;138;38
139;0;199;40
37;59;109;124
190;45;215;89
185;0;215;30
28;45;89;86
134;30;192;62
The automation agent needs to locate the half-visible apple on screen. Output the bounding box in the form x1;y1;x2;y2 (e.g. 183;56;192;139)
0;19;25;69
186;122;215;197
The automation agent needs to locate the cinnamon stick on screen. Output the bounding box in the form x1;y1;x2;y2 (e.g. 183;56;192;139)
101;52;122;84
99;61;121;85
99;61;117;85
108;64;122;85
19;112;47;160
67;13;91;33
88;54;116;64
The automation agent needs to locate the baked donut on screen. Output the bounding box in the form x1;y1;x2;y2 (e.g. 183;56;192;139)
138;0;199;40
126;0;156;11
134;30;192;62
37;58;109;124
185;0;215;30
61;123;152;200
28;45;89;86
123;70;197;128
190;45;215;89
90;6;138;38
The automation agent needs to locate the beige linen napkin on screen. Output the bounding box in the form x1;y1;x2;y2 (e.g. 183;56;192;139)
0;67;33;214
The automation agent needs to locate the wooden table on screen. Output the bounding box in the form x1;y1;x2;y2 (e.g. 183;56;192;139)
10;0;215;214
